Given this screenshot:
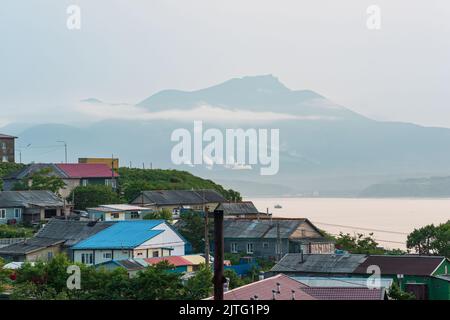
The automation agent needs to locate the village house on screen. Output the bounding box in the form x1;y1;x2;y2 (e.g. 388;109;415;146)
216;201;268;219
223;218;335;260
205;274;386;300
0;133;17;163
0;190;67;224
3;163;119;198
270;253;450;300
87;204;154;221
130;189;226;215
0;219;114;261
96;254;206;277
71;220;187;265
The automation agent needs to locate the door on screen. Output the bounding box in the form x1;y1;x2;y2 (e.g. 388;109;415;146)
405;283;428;300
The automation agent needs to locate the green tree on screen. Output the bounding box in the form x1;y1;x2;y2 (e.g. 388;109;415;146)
143;208;173;221
130;261;185;300
184;264;213;299
0;258;12;293
388;282;415;300
177;211;205;253
224;269;246;289
334;232;385;254
68;185;122;210
0;163;25;190
407;221;450;257
13;168;66;194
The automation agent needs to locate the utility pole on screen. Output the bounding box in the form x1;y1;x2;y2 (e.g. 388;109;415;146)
276;221;282;262
204;190;210;268
57;141;67;163
213;208;225;300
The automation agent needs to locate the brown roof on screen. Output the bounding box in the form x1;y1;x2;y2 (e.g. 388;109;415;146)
354;255;446;276
0;133;17;139
300;287;385;300
208;274;315;300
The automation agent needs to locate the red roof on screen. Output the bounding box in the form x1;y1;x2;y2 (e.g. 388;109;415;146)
56;163;119;178
300;287;385;300
144;256;193;267
216;274;316;300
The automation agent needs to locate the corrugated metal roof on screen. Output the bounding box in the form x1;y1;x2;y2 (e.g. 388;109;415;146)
292;276;393;289
207;274;315;300
0;133;17;139
216;202;260;216
36;219;115;246
56;163;119;178
300;287;385;300
88;204;149;212
271;253;367;273
0;190;64;208
135;189;226;206
72;220;165;249
3;164;67;180
354;255;447;276
0;219;115;256
223;219;308;239
144;256;193;267
0;238;64;255
182;254;206;265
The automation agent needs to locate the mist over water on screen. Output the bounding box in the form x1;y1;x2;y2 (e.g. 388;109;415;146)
247;197;450;250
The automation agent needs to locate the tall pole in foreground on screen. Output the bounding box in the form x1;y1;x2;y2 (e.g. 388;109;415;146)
204;190;210;268
57;141;67;163
213;209;225;300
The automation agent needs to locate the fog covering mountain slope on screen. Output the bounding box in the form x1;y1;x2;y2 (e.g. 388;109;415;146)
4;75;450;196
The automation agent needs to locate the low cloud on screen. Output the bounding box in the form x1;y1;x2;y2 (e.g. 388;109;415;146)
76;101;337;123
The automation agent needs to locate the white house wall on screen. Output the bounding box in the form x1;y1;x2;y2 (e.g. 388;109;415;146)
136;223;185;256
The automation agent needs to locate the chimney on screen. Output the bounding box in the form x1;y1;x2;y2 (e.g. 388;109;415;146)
291;290;296;300
276;282;281;294
223;277;230;292
254;295;259;300
272;290;277;300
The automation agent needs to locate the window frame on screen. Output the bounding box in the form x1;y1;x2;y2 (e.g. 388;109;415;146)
246;243;254;254
0;209;6;219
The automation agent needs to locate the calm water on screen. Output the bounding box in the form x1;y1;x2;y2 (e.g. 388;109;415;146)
247;198;450;250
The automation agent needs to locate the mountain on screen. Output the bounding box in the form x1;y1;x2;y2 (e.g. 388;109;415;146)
4;75;450;197
360;176;450;198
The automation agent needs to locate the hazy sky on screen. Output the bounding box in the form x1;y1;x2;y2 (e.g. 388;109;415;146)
1;0;449;127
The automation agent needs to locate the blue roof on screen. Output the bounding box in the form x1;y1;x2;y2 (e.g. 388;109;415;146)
72;220;165;249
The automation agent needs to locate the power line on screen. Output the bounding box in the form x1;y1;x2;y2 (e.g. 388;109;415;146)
311;221;409;235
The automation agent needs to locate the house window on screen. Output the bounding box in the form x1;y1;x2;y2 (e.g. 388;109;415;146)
1;156;7;163
47;252;53;260
152;251;159;257
231;243;238;253
0;209;6;219
103;253;112;259
82;179;88;186
262;242;269;249
130;212;139;219
1;142;6;150
246;243;254;254
14;208;22;219
110;212;120;219
81;253;93;265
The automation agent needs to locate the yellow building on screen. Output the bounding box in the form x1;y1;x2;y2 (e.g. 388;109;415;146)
78;157;119;170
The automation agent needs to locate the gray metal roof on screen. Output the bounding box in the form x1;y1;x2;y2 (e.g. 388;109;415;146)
35;219;115;246
0;219;115;256
271;253;368;273
0;190;64;208
0;238;64;255
134;189;226;206
216;202;261;216
3;163;67;180
224;219;307;239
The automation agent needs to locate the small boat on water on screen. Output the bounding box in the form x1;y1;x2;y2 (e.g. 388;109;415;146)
274;204;282;209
